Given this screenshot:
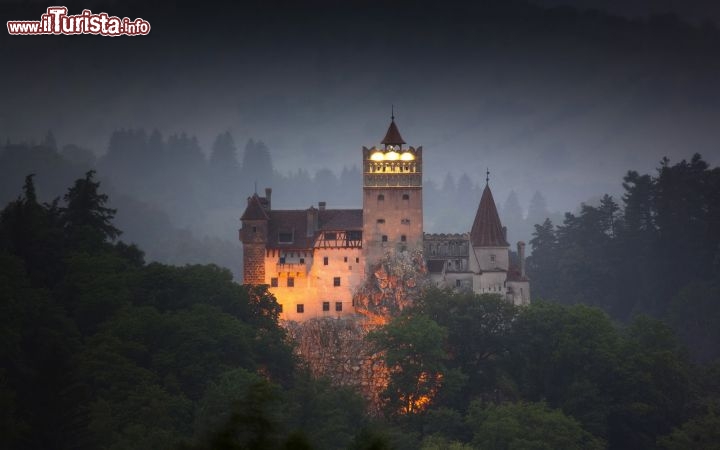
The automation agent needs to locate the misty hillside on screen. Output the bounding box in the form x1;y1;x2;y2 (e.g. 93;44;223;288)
2;0;720;215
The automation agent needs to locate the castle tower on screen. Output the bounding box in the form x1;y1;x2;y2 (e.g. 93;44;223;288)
468;180;510;291
362;115;423;266
239;190;270;284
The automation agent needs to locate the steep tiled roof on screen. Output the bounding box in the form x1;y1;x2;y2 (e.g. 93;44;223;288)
240;194;269;220
506;265;529;282
320;209;363;230
267;210;312;248
470;184;509;247
381;119;406;145
266;208;363;248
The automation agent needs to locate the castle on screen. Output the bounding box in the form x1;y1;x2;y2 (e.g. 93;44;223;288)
240;117;529;321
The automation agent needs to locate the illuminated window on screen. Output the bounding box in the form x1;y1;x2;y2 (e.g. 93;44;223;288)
287;277;294;287
323;256;328;265
382;235;388;242
335;302;343;312
401;235;407;242
270;277;278;287
296;304;304;313
323;301;330;312
334;277;341;286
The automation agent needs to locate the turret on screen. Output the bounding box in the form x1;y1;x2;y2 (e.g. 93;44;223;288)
240;192;270;284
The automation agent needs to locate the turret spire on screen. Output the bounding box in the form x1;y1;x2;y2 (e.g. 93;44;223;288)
470;184;509;247
381;109;406;146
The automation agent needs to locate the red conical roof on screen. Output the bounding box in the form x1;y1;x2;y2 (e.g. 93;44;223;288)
381;119;406;145
470;184;509;247
240;194;269;220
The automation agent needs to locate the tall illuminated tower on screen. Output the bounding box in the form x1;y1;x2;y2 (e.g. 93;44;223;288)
362;114;423;266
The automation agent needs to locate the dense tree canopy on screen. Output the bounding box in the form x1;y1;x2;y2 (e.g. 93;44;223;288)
527;154;720;362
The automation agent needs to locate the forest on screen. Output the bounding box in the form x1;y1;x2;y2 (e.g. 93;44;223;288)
4;0;720;448
1;157;719;449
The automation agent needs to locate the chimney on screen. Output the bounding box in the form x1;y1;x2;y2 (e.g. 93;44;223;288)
517;241;526;278
264;188;272;210
307;206;318;237
318;201;326;211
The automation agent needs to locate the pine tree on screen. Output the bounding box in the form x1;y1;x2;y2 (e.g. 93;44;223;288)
61;170;121;250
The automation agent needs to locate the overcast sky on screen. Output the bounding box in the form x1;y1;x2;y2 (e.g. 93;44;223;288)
3;0;720;213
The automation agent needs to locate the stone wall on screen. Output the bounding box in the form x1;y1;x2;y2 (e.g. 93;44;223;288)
243;244;266;284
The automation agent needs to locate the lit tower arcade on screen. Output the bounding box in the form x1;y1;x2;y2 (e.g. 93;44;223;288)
362;115;424;266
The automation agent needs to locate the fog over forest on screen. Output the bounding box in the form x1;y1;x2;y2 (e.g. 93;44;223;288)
3;0;720;278
2;1;720;449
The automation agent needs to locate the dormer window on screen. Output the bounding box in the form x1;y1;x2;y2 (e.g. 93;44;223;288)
278;231;293;244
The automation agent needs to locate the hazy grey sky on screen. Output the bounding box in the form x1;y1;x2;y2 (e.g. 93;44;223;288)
2;0;720;213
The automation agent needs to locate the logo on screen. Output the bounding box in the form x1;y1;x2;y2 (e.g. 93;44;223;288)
7;6;151;36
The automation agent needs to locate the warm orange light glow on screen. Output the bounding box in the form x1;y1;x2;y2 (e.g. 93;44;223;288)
398;372;444;415
385;151;399;160
370;151;385;161
400;152;415;161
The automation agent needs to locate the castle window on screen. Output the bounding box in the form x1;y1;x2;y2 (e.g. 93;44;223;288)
299;258;305;264
356;257;360;263
377;219;385;224
323;301;330;312
271;277;278;287
335;302;343;312
401;218;410;225
279;257;286;264
344;256;348;262
287;277;295;287
334;277;341;287
377;194;385;201
324;232;337;240
252;226;257;233
296;304;304;313
278;231;293;243
401;235;407;242
382;235;388;242
402;194;410;200
490;254;496;263
323;256;329;265
347;230;362;241
456;279;461;287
